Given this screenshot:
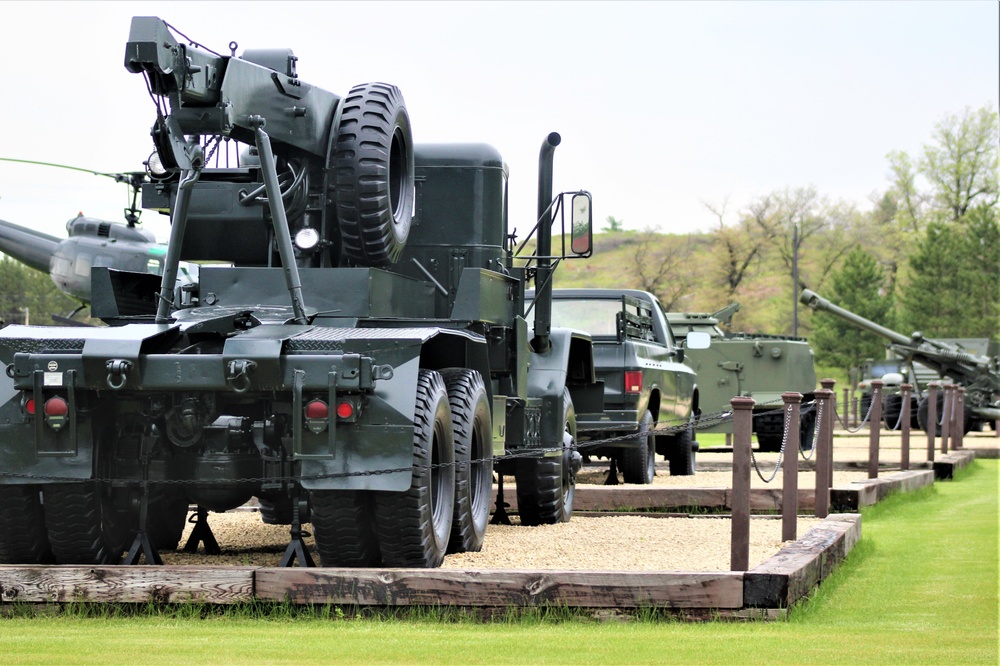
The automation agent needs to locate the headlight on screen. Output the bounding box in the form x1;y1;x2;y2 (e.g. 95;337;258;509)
294;227;321;251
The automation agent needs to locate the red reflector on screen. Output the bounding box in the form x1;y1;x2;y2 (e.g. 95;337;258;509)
25;398;35;415
336;402;354;419
44;397;69;416
305;400;328;419
625;370;643;394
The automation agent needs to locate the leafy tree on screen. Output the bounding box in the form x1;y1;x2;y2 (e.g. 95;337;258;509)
887;104;998;229
897;221;969;336
602;215;624;233
704;198;772;297
899;208;1000;337
630;231;697;310
0;255;80;326
810;246;894;372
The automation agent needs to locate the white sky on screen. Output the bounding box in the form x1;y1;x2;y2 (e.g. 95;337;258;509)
0;1;996;244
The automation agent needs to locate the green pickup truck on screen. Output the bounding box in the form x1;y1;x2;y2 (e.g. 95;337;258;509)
542;289;701;482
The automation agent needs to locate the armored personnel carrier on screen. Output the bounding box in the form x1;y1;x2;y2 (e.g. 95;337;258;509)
667;304;817;452
0;17;599;569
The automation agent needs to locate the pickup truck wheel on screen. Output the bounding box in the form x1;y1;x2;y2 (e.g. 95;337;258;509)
441;369;492;554
43;483;123;565
310;490;381;567
374;370;455;567
516;390;577;525
0;485;53;564
621;410;655;484
333;82;414;267
667;423;697;476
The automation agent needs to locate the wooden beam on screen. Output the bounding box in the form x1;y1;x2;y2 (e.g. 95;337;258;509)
255;569;744;609
830;470;934;512
0;566;254;604
743;514;861;608
933;450;976;480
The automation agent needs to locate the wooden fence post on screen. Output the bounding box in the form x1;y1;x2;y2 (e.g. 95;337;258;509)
940;384;953;455
951;386;965;451
926;382;939;462
814;388;833;519
730;396;755;571
899;383;912;471
852;396;858;428
782;392;802;542
821;378;836;491
842;388;849;430
868;380;883;479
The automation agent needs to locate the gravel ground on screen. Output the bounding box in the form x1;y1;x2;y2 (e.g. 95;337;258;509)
161;510;820;571
156;429;994;570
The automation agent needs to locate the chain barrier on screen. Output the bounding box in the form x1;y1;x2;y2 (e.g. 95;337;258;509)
0;402;794;487
836;393;875;434
799;401;819;461
749;403;788;483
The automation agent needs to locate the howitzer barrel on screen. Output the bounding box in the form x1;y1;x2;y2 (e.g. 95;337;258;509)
799;289;915;347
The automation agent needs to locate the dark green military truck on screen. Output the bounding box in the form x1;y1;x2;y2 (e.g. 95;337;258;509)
0;17;599;569
542;289;700;481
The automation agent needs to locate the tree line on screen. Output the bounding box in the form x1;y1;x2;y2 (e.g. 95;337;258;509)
590;104;998;375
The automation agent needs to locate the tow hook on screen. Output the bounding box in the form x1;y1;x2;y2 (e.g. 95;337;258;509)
106;359;133;390
226;359;257;393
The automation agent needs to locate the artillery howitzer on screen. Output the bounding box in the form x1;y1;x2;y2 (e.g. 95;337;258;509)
0;17;597;569
800;289;1000;434
667;303;818;453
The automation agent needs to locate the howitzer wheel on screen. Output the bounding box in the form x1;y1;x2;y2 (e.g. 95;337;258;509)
310;490;381;567
883;394;919;431
621;410;655;484
0;485;54;564
440;368;493;553
515;389;577;525
333;82;415;267
917;392;973;436
374;370;455;567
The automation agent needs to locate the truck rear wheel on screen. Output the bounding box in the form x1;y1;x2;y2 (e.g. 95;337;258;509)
621;410;655;484
310;490;381;567
333;82;414;267
43;483;124;565
374;370;455;567
516;390;577;525
145;488;190;552
0;485;53;564
440;369;492;554
667;422;697;476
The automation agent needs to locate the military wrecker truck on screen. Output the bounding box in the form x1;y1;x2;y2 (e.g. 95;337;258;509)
542;289;700;481
667;304;818;453
0;16;599;569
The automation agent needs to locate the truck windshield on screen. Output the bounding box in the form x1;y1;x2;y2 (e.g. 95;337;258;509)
550;299;622;337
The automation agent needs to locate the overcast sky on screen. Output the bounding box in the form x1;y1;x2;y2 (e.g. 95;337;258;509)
0;1;996;244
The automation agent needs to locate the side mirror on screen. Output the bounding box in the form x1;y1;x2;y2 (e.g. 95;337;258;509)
570;192;593;256
686;331;711;350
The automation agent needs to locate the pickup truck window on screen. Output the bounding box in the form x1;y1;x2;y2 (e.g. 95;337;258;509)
550;299;622;337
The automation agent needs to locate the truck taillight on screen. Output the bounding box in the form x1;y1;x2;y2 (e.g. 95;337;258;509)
43;396;69;431
305;399;329;434
336;401;354;419
625;370;643;394
24;397;35;415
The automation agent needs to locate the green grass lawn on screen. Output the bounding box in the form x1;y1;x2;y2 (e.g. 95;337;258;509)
1;461;997;665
